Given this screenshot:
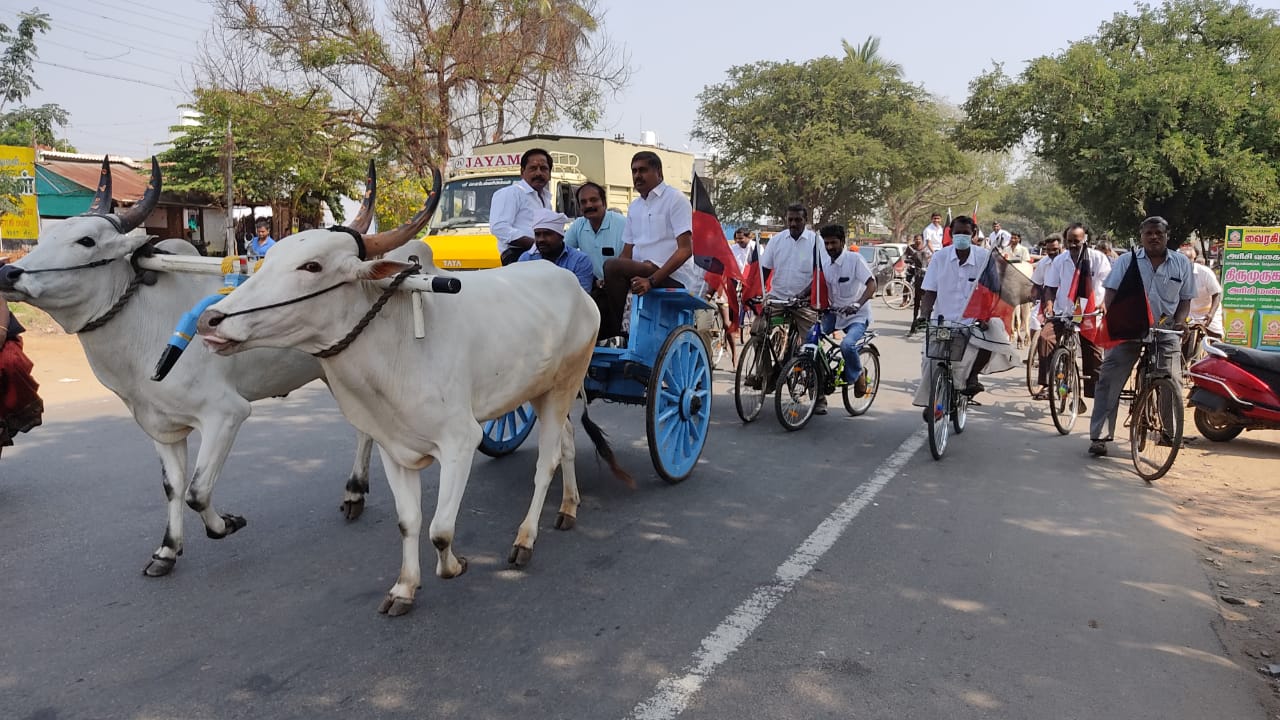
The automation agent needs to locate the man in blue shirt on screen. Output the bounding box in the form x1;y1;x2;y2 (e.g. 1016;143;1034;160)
248;220;275;258
518;209;595;292
563;181;626;287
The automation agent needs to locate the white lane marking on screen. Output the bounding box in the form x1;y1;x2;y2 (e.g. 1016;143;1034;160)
627;429;927;720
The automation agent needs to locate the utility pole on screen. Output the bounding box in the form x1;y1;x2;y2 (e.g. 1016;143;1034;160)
222;120;236;256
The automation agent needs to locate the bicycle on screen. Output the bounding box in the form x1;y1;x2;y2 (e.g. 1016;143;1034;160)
1124;327;1185;482
695;303;730;370
734;298;806;423
774;320;881;430
1024;325;1044;396
880;277;914;310
1179;320;1208;376
1044;311;1103;435
923;319;974;460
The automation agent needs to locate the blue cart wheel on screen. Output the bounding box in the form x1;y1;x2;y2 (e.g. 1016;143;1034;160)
478;402;537;458
646;326;712;484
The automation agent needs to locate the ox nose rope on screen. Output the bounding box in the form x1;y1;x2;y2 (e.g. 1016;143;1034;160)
210;260;423;359
18;257;117;273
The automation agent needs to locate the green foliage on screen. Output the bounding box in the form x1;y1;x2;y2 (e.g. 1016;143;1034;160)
0;172;21;217
0;9;70;149
694;37;965;227
160;87;366;224
993;160;1092;244
958;0;1280;244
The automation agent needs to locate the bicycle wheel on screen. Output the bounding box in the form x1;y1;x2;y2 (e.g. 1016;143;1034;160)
927;365;951;460
1025;327;1042;396
1047;347;1081;435
842;346;880;416
704;309;728;370
775;355;819;431
880;278;913;310
1129;376;1183;482
952;388;969;434
734;335;768;423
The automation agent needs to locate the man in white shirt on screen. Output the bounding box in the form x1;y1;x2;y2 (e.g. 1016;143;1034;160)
1001;232;1032;347
1029;234;1062;395
818;225;876;408
1178;242;1224;352
988;221;1011;253
1045;223;1111;403
922;212;945;253
754;203;827;339
730;228;757;273
598;151;698;340
913;216;1020;408
489;148;553;265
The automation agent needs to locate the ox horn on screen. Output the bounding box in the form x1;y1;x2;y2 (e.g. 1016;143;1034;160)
361;166;442;258
113;157;162;234
86;155;114;215
348;160;377;234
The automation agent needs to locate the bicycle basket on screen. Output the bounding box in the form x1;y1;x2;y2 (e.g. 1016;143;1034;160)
926;325;969;361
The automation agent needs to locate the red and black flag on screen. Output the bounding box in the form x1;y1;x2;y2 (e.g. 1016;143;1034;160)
1069;248;1105;345
1100;253;1152;347
963;250;1036;332
942;207;953;248
691;174;742;284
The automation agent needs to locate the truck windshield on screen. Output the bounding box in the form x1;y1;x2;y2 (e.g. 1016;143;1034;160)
430;175;520;230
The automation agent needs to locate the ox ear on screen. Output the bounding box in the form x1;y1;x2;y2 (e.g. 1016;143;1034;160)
358;259;417;281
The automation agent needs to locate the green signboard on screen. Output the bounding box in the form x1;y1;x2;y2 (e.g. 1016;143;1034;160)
1221;226;1280;351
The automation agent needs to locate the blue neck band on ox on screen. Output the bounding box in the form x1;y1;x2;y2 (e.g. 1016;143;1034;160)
328;225;368;260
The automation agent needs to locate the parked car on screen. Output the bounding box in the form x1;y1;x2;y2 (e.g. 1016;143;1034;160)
857;245;899;291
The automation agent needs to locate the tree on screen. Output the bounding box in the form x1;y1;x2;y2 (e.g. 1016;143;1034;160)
958;0;1280;244
0;9;71;150
200;0;628;176
161;87;367;230
992;160;1092;244
882;152;1007;242
693;37;964;228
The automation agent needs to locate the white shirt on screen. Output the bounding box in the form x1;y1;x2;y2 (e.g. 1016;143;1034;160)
1031;254;1056;285
921;245;991;322
760;228;827;300
922;222;945;253
1189;262;1224;335
826;249;874;327
1047;247;1111;317
731;240;757;271
989;229;1011;251
489;179;552;253
1003;242;1030;263
622;182;700;289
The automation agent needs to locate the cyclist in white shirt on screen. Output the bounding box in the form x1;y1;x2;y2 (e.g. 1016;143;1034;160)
1178;242;1224;353
1029;235;1063;397
753;203;828;343
1045;223;1111;404
818;225;876;410
922;212;945;253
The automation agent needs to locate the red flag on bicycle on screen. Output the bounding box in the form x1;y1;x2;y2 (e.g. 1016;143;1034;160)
1069;247;1107;345
738;242;764;302
1100;253;1152;347
963;250;1035;332
809;240;830;310
942;207;953;247
691;174;741;284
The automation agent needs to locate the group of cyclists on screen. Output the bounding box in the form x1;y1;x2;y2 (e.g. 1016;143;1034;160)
495;148;1210;474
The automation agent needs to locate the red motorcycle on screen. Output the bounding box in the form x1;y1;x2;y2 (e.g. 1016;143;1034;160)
1187;340;1280;442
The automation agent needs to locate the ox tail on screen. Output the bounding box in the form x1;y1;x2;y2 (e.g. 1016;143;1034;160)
579;389;635;489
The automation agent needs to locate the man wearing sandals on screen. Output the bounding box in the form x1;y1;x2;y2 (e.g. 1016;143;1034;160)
1045;223;1111;409
818;224;876;409
1087;216;1195;457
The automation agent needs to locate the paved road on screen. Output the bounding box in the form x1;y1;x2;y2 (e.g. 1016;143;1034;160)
0;307;1265;719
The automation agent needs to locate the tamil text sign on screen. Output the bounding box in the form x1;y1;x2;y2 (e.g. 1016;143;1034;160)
1221;226;1280;351
0;145;38;241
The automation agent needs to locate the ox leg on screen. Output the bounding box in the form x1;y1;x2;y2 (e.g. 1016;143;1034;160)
426;435;481;583
377;447;425;617
509;402;569;568
184;413;249;540
341;430;374;521
554;417;581;532
144;438;189;577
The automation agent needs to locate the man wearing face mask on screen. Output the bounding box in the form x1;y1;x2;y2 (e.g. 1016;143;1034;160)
914;216;1017;410
1045;223;1111;406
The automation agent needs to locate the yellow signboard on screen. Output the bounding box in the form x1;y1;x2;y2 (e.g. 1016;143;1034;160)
0;145;39;241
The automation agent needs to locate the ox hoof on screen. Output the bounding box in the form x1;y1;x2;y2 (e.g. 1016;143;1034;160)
340;498;365;522
205;514;247;540
377;594;414;617
554;513;576;531
508;545;534;568
143;556;176;577
440;556;469;579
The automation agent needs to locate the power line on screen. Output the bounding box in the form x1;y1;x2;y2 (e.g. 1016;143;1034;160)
36;0;208;43
39;36;190;79
0;9;191;64
35;59;184;93
55;0;209;33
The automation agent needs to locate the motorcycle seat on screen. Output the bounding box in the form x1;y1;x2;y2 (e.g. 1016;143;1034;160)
1214;342;1280;375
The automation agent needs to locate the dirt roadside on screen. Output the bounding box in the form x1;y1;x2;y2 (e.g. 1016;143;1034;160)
11;306;1280;715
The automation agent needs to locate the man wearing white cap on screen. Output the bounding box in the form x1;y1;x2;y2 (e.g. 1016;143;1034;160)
518;208;595;293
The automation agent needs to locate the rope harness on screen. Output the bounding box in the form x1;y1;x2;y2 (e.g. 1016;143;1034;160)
19;255;153;334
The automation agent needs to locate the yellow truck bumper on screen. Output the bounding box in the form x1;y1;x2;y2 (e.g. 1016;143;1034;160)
421;233;501;270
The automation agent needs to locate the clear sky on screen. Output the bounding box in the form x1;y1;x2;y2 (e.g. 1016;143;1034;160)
5;0;1244;159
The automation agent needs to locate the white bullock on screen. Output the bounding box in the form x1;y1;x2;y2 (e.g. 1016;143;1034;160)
0;158;377;577
195;212;630;617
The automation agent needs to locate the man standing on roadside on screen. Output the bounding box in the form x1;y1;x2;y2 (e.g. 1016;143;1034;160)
248;220;275;259
922;212;945;254
490;148;554;265
988;221;1011;254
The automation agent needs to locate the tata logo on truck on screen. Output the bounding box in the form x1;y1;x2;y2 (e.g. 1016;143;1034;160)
450;153;523;171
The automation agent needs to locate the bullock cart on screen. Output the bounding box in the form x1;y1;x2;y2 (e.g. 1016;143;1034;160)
479;289;714;483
